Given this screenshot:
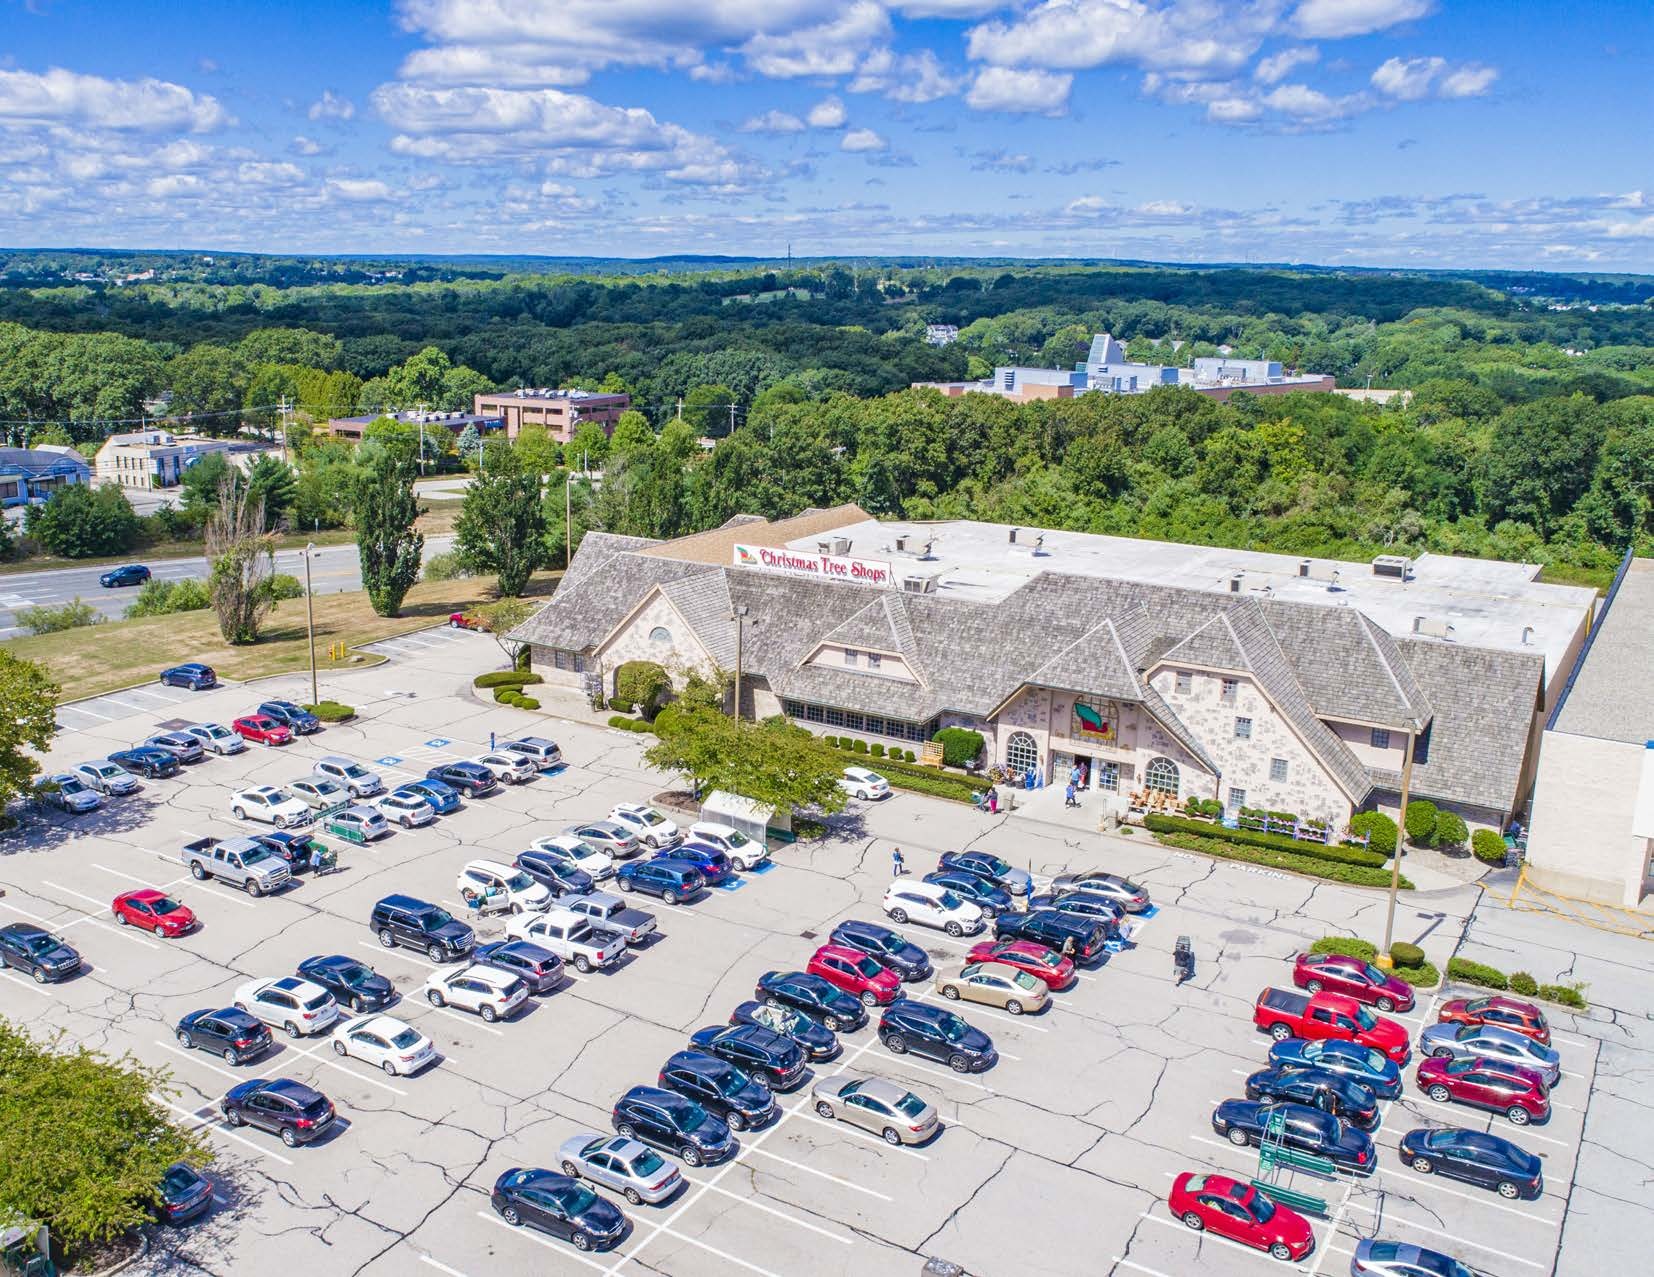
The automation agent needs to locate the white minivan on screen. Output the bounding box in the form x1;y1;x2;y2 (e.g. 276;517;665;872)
882;881;985;938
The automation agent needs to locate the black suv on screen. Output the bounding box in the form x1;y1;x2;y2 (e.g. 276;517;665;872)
369;894;474;962
657;1050;777;1131
175;1007;272;1064
258;700;321;734
688;1024;808;1089
993;909;1108;963
297;954;395;1012
0;922;82;983
612;1085;736;1167
878;1002;997;1073
755;970;868;1032
425;762;497;797
829;920;931;981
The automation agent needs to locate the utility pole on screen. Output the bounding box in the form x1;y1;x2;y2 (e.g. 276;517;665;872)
675;397;683;421
303;543;318;707
415;402;428;476
728;404;736;436
730;605;749;719
565;470;574;569
1378;721;1418;968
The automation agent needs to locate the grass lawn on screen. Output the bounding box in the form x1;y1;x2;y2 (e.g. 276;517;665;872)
6;572;559;703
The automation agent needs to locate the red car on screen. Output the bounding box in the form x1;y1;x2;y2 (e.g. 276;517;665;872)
231;715;293;747
1167;1171;1314;1262
966;938;1075;991
1292;952;1415;1013
806;943;903;1007
1254;988;1411;1064
1437;995;1551;1046
112;889;197;938
1415;1055;1550;1125
448;612;490;632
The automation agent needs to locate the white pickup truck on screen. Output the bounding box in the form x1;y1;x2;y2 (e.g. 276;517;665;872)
506;907;626;974
180;836;292;897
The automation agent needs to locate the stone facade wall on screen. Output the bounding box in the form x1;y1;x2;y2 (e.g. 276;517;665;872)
595;595;714;694
528;644;588;690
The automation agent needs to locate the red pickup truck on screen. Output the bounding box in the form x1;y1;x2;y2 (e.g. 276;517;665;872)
1253;988;1410;1063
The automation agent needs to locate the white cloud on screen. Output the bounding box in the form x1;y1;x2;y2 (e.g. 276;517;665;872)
1371;56;1497;101
806;96;848;128
308;89;356;121
740;109;806;133
146;174;209;198
967;0;1268;78
290;135;325;155
848;48;966;102
1208;96;1264;122
1255;46;1319;84
0;66;229;132
1263;81;1364;121
237;161;306;187
891;0;1007;14
1292;0;1433;39
741;2;890;78
965;65;1073;114
840;126;888;152
398;45;596;87
1438;63;1498;98
327;177;395;201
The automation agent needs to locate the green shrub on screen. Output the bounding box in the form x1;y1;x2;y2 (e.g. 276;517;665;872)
1537;982;1588;1009
17;597;103;634
1348;811;1397;856
124;577;212;619
422;550;469;582
870;743;886;758
608;715;654;733
1446;957;1508;990
1393;961;1441;989
1152;831;1411;889
1389;941;1425;968
1311;936;1378;960
932;726;985;768
263;573;304;602
615;660;670;715
879;769;977;803
1471;829;1507;866
475;670;541;689
515;695;539;710
1405;800;1438;844
1142;814;1388;868
903;749;916;762
608;695;633;712
852;738;868;754
303;701;354;722
1509;971;1539;996
1432;809;1469;849
837;737;854;751
823;735;838;747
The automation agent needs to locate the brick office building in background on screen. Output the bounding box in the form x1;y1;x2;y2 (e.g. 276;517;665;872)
472;388;631;443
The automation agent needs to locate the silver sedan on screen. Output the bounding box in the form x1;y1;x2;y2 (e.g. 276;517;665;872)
557;1133;683;1205
1417;1021;1561;1087
811;1075;939;1146
564;820;641;859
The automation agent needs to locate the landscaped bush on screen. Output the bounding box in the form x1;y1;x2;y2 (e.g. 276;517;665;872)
1181;796;1222;819
1432;809;1469;849
932;726;985;768
902;749;916;762
1538;983;1588;1009
615;660;669;716
878;769;978;803
304;701;355;722
1143;814;1388;869
608;715;654;733
422;550;469;582
870;743;886;758
1392;961;1441;989
124;577;211;619
852;738;868;753
823;735;838;747
1348;810;1397;856
1471;829;1507;866
16;597;103;634
514;695;539;710
1153;831;1411;889
475;670;542;689
1510;971;1539;996
263;573;304;601
1405;799;1438;844
1446;957;1509;990
1309;935;1436;987
1311;936;1378;960
608;695;632;713
1389;941;1426;969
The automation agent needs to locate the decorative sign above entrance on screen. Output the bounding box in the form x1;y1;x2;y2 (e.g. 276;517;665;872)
732;543;895;589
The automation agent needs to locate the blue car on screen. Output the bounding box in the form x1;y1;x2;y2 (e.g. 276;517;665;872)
1211;1099;1376;1173
1397;1127;1543;1199
656;842;731;886
100;563;151;587
1267;1038;1403;1099
258;700;321;734
616;858;704;905
108;746;180;779
394;779;460;815
924;870;1013;916
160;663;217;690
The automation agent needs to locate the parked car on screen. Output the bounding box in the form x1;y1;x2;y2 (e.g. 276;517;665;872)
755;970;868;1032
556;891;656;947
422;963;529;1023
1210;1100;1376;1173
250;830;330;874
144;731;204;763
160;662;217;689
654;842;730;886
108;746;180;779
685;821;770;871
1048;870;1151;913
230;785;311;828
155;1162;214;1225
607;803;681;849
287;777;348;811
0;922;82;983
516;850;596;896
812;1076;938;1146
839;767;891;800
490;1168;627;1252
1437;995;1552;1045
565;819;639;859
325;805;389;843
181;836;292;896
935;960;1049;1016
472;751;536;784
175;1007;271;1064
1416;1022;1561;1087
257;700;321;734
936;849;1033;896
612;1086;737;1167
424;761;494;797
1396;1127;1543;1199
500;736;562;770
1167;1172;1314;1263
965;938;1075;991
369;895;475;962
527;834;615;880
457;859;553;914
556;1133;682;1206
1350;1239;1479;1277
184;723;246;756
877;1001;996;1073
882;881;986;937
315;756;384;799
1292;951;1416;1013
73;759;140;796
1415;1056;1551;1125
330;1013;436;1076
925;870;1014;917
1242;1066;1379;1126
1253;988;1411;1064
100;563;150;587
395;778;460;815
506;909;625;973
448;611;489;631
376;790;435;828
231;715;293;747
220;1078;334;1148
475;940;565;994
658;1050;777;1131
687;1024;807;1090
234;976;339;1038
1267;1039;1403;1100
729;1000;839;1062
992;909;1107;963
112;889;196;937
297;954;395;1013
34;772;102;814
1025;891;1122;934
616;857;704;905
829;919;932;981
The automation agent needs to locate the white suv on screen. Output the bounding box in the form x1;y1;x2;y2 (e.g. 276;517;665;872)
234;976;339;1038
456;859;552;914
421;964;528;1023
231;785;311;828
186;723;247;756
608;803;681;849
472;752;536;784
313;756;384;798
686;822;769;871
377;791;435;828
882;881;985;937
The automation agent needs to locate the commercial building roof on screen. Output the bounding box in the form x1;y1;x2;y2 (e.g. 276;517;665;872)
1550;556;1654;744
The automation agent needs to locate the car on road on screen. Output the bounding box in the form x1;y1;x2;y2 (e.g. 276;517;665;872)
992;909;1108;963
499;736;562;770
155;1162;214;1225
423;760;494;798
257;700;321;734
1253;988;1411;1064
1167;1172;1314;1263
936;849;1033;896
557;1134;682;1206
220;1078;334;1148
144;731;204;763
1417;1022;1561;1087
112;889;196;937
297;954;395;1013
100;563;151;587
755;971;868;1032
685;822;770;871
657;842;731;886
231;715;292;747
230;785;311;828
186;723;247;755
1349;1238;1480;1276
472;751;536;784
935;960;1049;1016
829;920;931;981
1415;1056;1550;1125
515;850;595;896
565;819;640;860
160;662;217;690
369;895;475;963
812;1076;938;1146
325;805;389;843
35;772;103;814
395;778;460;815
1025;891;1122;932
1267;1039;1402;1100
174;1007;271;1064
0;922;82;983
612;1086;736;1167
1292;952;1416;1013
108;746;180;779
1242;1066;1379;1126
729;1000;839;1062
1436;995;1551;1046
883;881;985;937
527;834;615;880
965;938;1075;991
687;1024;807;1090
1211;1100;1376;1173
924;869;1014;917
457;859;553;914
287;777;348;811
422;963;529;1022
878;1001;996;1073
330;1014;436;1076
73;759;140;796
616;857;704;905
234;976;339;1038
658;1049;777;1131
490;1168;627;1252
475;940;565;994
1397;1127;1543;1199
1049;870;1151;913
607;803;681;849
839;766;891;800
315;756;385;799
376;790;435;828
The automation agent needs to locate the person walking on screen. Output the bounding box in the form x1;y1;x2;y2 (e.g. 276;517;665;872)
987;787;999;815
892;847;906;877
1065;781;1079;808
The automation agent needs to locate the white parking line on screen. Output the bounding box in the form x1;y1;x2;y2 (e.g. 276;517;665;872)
158;1097;294;1166
127;687;183;705
1336;1205;1545;1268
795;1110;930;1159
1371;1165;1565;1223
473;1210;610;1274
154;1039;244;1082
57;702;113;721
415;1002;506;1039
1112;1257;1176;1277
698;1180;852;1244
741;1146;894;1200
0;968;52;998
652;1224;783;1277
875;1052;995;1093
283;1037;410;1097
357;941;439;969
90;861;260;910
419;1257;470;1277
1138;1211;1306;1270
34;885;161;949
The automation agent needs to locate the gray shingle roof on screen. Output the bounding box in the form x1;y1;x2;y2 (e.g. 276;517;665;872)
660;572;735;667
557;532;662;596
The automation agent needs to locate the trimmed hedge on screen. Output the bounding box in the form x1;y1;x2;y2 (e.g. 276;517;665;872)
608;715;654;733
1538;983;1588;1009
1510;971;1539;996
1471;829;1507;866
1308;935;1438;988
1348;810;1398;857
303;701;354;722
1143;814;1388;869
932;726;985;768
1389;941;1426;969
1446;957;1508;990
1393;961;1441;989
1311;936;1377;960
1153;831;1412;889
1442;956;1588;1008
475;670;544;689
1405;799;1438;844
882;770;978;803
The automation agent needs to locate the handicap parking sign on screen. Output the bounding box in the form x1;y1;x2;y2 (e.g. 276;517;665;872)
425;737;450;748
377;755;403;766
749;861;776;876
713;879;746;892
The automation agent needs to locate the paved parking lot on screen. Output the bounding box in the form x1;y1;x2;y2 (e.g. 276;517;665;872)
2;635;1645;1277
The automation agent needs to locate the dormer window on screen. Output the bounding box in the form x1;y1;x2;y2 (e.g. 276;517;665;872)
866;653;882;671
844;649;859;667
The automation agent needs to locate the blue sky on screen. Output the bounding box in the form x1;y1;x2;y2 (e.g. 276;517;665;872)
1;0;1649;269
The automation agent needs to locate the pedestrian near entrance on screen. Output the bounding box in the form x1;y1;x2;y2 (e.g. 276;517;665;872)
1065;782;1079;808
988;787;999;814
892;847;907;876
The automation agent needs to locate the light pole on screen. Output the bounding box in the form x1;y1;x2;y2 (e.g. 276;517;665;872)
1378;719;1419;968
565;469;575;569
730;605;749;719
303;542;318;707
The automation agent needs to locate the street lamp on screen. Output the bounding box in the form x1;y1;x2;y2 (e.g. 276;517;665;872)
730;606;750;719
1378;718;1419;969
303;542;318;707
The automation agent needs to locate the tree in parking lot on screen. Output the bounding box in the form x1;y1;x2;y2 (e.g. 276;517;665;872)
353;442;424;617
645;707;846;815
0;652;57;815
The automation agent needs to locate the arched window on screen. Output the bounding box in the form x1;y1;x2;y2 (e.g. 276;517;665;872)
1005;731;1039;775
648;626;671;644
1145;756;1180;796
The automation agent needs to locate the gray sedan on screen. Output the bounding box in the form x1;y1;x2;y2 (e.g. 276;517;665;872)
1417;1022;1561;1087
811;1075;939;1146
564;820;641;859
73;760;141;796
557;1132;683;1205
1049;871;1151;913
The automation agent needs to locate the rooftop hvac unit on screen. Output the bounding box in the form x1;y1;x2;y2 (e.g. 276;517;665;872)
894;535;909;553
1298;559;1312;577
1228;573;1244;593
902;575;938;594
830;537;852;556
1412;616;1454;638
1372;554;1411;579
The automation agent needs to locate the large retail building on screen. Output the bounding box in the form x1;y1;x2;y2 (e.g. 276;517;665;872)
512;505;1596;834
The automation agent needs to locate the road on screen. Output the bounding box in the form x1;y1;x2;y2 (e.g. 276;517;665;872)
0;536;454;639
